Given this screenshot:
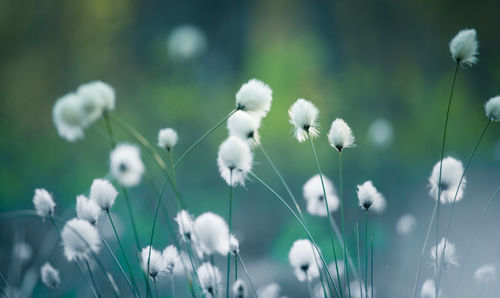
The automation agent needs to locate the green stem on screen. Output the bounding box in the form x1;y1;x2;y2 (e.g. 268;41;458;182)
237;254;258;298
121;188;141;250
371;234;374;298
84;258;101;298
226;172;233;298
365;210;368;298
76;259;99;298
171;275;176;298
154;280;159;298
339;151;351;297
234;255;238;281
355;223;362;298
103;112;116;148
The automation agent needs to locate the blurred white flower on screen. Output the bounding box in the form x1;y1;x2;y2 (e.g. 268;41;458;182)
52;93;87;142
235;79;273;119
175;210;195;242
41;262;60;289
429;156;466;204
158;128;178;151
233;279;248;298
449;28;478;67
33;188;56;217
257;282;282;298
77;81;115;123
313;283;327;298
197;262;222;298
303;174;340;217
229;234;239;256
217;136;253;187
367;118;394;148
474;264;496;284
76;195;101;225
421;279;440;298
163;245;182;275
110;143;145;187
288;239;320;282
329;261;345;281
61;218;101;261
141;246;165;280
227;110;261;146
288;98;319;142
167;25;206;61
396;214;417;236
485;95;500;122
328;118;355;152
193;212;230;256
350;280;373;298
357;181;385;213
90;178;118;211
430;237;458;269
13;242;32;263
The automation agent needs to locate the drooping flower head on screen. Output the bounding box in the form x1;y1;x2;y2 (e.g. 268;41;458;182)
89;179;118;211
328;118;355;152
110;143;145;187
52;93;87;142
175;210;195;242
33;188;56;217
288;239;320;282
158;128;179;151
430;237;458;269
428;156;466;204
421;279;440;298
357;181;384;212
217;136;253;187
193;212;230;256
302;174;340;217
76;195;101;225
396;214;417;236
288;98;319;142
141;246;166;280
235;79;273;119
229;234;240;256
162;245;183;275
77;81;115;123
197;262;222;298
61;218;101;261
41;262;60;289
449;28;478;67
485;96;500;122
474;264;496;284
233;279;248;298
227;110;261;146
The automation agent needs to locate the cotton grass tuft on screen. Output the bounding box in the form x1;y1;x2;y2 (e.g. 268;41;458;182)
235;79;273;119
89;178;118;211
158;128;179;151
33;188;56;217
485;95;500;122
76;195;101;225
428;156;466;204
288;98;319;142
193;212;230;256
449;28;479;67
197;262;223;298
328;118;355;152
217;136;253;187
41;262;60;289
288;239;320;282
302;174;339;217
110;143;145;187
61;218;101;261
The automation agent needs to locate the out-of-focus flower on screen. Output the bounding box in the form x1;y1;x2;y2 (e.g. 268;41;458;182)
485;96;500;122
193;212;230;256
61;218;101;261
90;179;118;211
227;110;261;147
175;210;195;242
474;264;496;283
233;279;248;298
367;118;393;148
158;128;178;151
76;195;101;225
110;143;145;187
41;262;60;289
141;246;165;280
430;237;458;269
428;156;466;204
167;25;207;61
197;262;222;298
303;174;339;217
52;93;87;142
396;214;417;236
33;188;56;218
288;239;320;282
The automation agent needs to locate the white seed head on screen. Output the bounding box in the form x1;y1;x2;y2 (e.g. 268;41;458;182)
158;128;179;151
429;156;466;204
76;195;101;225
288;98;319;142
474;264;496;283
77;81;115;123
396;214;417;236
288;239;320;282
52;93;87;142
328;261;345;281
217;136;253;187
175;210;195;242
162;245;182;275
485;95;500;122
257;283;282;298
89;179;118;211
430;237;458;269
235;79;273;119
449;28;478;67
229;234;239;256
357;181;384;212
193;212;230;256
167;25;206;61
232;279;248;298
110;143;145;187
328;118;355;152
61;218;101;261
303;174;340;217
41;262;60;289
367;118;393;147
197;262;222;298
141;246;165;280
33;188;56;217
350;280;373;298
227;110;261;146
421;279;440;298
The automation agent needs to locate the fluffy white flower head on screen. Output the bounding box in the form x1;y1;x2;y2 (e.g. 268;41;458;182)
41;262;60;289
163;245;182;275
421;279;440;298
288;98;319;142
110;143;145;187
76;195;101;225
167;25;206;61
229;234;240;256
288;239;320;282
235;79;273;119
328;118;355;152
52;93;87;142
141;246;165;280
430;237;458;269
77;81;115;123
158;128;178;151
89;179;118;211
449;28;478;67
197;262;222;298
233;279;248;298
485;96;500;122
175;210;195;241
257;283;281;298
396;214;417;236
227;110;261;146
303;174;340;217
357;181;384;212
217;136;253;187
193;212;230;256
61;218;101;261
33;188;56;217
474;264;496;283
429;156;466;204
350;280;373;298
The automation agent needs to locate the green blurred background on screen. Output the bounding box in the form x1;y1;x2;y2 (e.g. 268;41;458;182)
1;0;499;297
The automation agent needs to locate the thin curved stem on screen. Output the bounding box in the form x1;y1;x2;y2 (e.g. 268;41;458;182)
226;172;233;298
84;258;101;298
339;151;351;297
237;254;258;298
76;259;99;298
355;223;362;298
171;274;176;298
365;211;368;298
370;234;374;298
122;188;141;250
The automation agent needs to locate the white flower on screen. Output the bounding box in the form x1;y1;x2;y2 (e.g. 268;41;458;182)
357;181;384;212
288;239;320;282
110;143;145;187
33;188;56;217
485;95;500;122
229;234;239;256
371;191;387;214
329;261;345;281
217;136;253;187
257;283;281;298
175;210;195;241
76;195;101;225
429;156;466;204
302;174;340;217
431;237;458;269
13;242;32;262
167;25;206;61
158;128;179;151
367;118;394;147
89;179;118;211
162;245;182;275
77;81;115;123
235;79;273;119
52;93;87;142
41;262;60;289
421;279;440;298
396;214;417;236
197;262;222;298
61;218;101;261
233;279;248;298
193;212;230;256
227;110;261;146
288;98;319;142
141;246;165;280
328;118;355;152
449;28;478;67
474;264;496;283
350;280;373;298
313;283;327;298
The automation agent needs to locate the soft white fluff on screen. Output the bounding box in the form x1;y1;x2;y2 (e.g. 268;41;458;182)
430;237;458;269
158;128;179;151
257;283;281;298
428;156;466;204
193;212;230;256
229;234;240;256
303;174;340;217
329;261;345;280
357;181;384;212
76;195;101;225
232;279;248;298
396;214;417;236
288;98;319;142
328;118;355;152
197;262;222;298
367;118;394;147
41;262;60;289
33;188;56;217
110;143;145;187
14;242;32;262
175;210;195;241
474;264;496;283
288;239;320;282
163;245;183;275
217;136;253;187
350;280;373;298
227;110;261;146
167;25;206;61
89;179;118;211
141;246;165;279
449;28;478;67
52;93;87;142
235;79;273;119
61;218;101;261
77;81;115;123
485;95;500;122
421;279;440;298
